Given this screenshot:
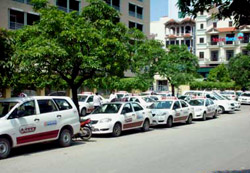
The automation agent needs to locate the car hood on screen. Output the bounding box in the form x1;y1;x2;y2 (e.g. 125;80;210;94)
151;109;170;115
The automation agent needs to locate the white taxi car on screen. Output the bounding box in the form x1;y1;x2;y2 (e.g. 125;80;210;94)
238;92;250;104
0;96;80;159
220;90;237;100
86;102;152;137
188;97;218;120
125;96;155;108
149;99;193;127
78;93;108;116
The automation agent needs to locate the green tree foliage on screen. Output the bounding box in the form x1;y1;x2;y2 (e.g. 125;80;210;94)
14;0;132;110
0;29;15;89
207;64;231;82
229;45;250;90
178;0;250;26
157;45;199;95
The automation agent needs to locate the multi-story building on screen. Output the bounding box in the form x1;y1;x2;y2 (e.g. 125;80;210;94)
195;11;250;77
0;0;150;37
150;16;195;92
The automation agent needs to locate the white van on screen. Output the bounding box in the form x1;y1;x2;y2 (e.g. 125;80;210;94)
0;96;80;159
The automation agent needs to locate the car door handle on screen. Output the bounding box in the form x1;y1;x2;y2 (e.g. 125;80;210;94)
142;112;145;114
57;115;62;118
34;118;40;122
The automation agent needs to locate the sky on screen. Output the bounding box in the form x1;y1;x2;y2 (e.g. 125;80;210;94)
150;0;169;21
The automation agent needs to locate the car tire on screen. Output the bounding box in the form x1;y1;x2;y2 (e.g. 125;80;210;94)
0;138;11;159
213;110;218;119
80;126;92;141
218;106;225;114
59;129;72;147
202;112;207;121
186;115;192;124
81;108;87;117
166;117;173;128
141;119;150;132
112;123;122;137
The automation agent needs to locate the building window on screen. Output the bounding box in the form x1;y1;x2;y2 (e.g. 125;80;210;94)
229;21;233;27
57;0;80;13
200;24;204;29
9;9;24;30
181;40;184;45
200;37;204;43
128;21;143;31
211;35;219;45
13;0;32;4
242;49;250;55
129;3;143;19
166;41;169;46
185;26;191;34
226;34;234;44
199;52;204;59
27;13;40;25
170;40;175;45
200;11;204;15
211;51;219;61
181;26;184;34
213;22;217;28
170;27;175;35
176;40;179;45
242;33;250;43
185;40;190;47
177;27;179;36
226;50;234;61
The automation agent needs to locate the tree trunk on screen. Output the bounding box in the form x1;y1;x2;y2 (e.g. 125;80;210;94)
71;86;80;115
171;84;175;96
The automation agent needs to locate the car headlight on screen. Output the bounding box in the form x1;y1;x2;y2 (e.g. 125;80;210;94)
100;118;112;123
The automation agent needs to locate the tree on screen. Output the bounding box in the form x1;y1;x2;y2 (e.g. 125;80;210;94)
178;0;250;26
157;45;199;96
207;64;231;82
229;44;250;90
14;0;132;111
0;29;15;89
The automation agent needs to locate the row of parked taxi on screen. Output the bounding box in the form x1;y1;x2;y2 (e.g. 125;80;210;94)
0;90;249;159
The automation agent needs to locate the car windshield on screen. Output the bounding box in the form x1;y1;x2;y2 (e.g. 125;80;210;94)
116;94;124;99
150;101;173;109
242;93;250;97
221;91;235;95
92;103;122;114
0;102;18;118
188;99;204;106
212;92;225;100
78;95;88;102
142;97;154;102
178;96;186;100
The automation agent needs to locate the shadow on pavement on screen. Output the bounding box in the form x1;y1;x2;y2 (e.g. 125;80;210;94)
8;139;87;159
213;170;250;173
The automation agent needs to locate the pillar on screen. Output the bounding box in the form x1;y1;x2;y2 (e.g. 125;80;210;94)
36;88;45;96
3;88;11;98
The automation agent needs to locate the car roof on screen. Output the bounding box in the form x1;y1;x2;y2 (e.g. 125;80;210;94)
0;96;71;103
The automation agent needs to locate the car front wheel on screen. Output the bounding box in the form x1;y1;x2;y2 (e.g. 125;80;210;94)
112;123;122;137
166;117;173;128
141;119;150;132
0;138;11;159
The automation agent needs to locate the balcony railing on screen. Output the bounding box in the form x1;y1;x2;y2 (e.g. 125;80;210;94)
210;57;219;61
137;13;143;19
9;21;24;30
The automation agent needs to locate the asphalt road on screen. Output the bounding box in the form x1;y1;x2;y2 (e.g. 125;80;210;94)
1;106;250;173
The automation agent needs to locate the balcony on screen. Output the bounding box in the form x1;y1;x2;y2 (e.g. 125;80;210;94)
207;42;221;48
9;21;24;30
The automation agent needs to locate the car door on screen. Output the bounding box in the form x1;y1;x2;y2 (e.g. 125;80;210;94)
8;100;42;146
205;99;212;117
35;99;61;141
172;101;183;122
121;103;136;130
131;102;145;127
208;99;216;115
180;100;189;120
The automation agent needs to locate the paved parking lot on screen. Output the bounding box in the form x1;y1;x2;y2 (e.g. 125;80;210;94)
0;105;250;173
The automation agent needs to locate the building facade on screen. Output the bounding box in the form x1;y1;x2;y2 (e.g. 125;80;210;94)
0;0;150;37
195;11;250;77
